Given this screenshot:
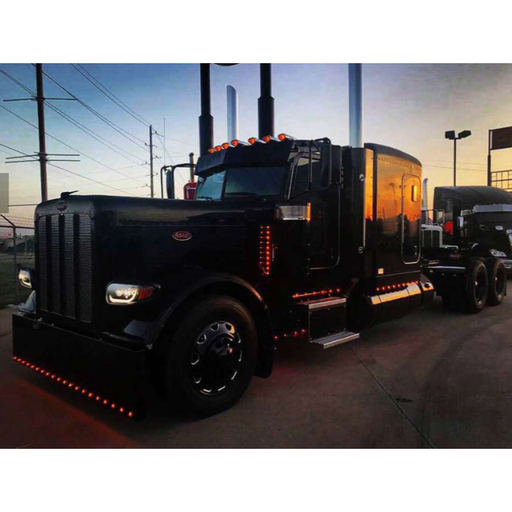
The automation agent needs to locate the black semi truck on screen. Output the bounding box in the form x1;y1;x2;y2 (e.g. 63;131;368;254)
422;185;511;313
12;64;439;417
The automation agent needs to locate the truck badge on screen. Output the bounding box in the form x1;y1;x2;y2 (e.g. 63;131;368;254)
172;231;192;242
56;200;68;212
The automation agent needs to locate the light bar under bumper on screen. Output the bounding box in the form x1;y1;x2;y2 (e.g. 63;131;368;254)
12;313;149;418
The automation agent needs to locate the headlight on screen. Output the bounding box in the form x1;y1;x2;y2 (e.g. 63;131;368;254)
106;283;156;305
490;249;507;258
18;268;34;289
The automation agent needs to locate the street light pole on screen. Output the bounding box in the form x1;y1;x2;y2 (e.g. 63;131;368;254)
453;137;457;186
445;130;471;187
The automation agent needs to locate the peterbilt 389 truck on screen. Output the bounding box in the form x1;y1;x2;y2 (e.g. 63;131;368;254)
12;64;437;417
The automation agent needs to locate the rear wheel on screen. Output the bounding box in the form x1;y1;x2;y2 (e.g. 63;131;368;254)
164;295;258;415
486;258;507;306
465;259;488;314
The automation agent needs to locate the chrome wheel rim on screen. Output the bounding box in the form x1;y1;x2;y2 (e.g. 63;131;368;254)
189;321;243;396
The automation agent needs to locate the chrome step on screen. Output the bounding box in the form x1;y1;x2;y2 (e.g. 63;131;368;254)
311;330;360;349
298;296;346;311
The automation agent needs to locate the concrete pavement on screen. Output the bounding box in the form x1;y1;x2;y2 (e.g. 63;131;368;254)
1;295;512;448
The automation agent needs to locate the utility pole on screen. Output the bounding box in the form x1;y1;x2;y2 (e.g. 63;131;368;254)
149;125;154;198
35;64;48;202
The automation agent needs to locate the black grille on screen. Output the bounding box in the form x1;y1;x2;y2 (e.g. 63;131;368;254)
37;213;93;323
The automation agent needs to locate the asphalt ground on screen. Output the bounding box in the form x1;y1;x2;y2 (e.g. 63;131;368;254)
1;293;512;448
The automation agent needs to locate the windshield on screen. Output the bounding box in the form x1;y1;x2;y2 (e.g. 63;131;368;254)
475;212;512;228
196;171;226;201
196;166;288;201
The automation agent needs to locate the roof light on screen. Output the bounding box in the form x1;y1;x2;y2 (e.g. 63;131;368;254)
208;148;215;154
215;145;222;152
222;142;230;150
263;135;279;143
231;139;249;147
278;133;296;141
248;137;266;145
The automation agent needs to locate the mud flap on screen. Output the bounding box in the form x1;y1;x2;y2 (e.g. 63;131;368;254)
12;313;149;419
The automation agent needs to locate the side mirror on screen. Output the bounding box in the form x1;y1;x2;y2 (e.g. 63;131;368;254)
434;210;444;225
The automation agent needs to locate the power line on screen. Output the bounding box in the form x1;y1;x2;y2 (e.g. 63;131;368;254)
71;64;151;127
423;159;485;167
423;163;485;173
0;66;149;169
0;104;146;182
0;142;31;156
0;137;141;196
46;103;148;166
154;132;175;165
39;66;149;151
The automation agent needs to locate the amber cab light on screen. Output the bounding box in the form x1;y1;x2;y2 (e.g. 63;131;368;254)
231;139;249;147
248;137;257;145
278;133;296;141
208;148;215;154
263;135;279;143
222;142;230;150
215;145;222;152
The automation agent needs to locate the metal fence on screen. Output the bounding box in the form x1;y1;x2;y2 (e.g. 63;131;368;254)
0;214;34;308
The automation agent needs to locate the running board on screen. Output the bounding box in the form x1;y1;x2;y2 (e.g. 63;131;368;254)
311;331;360;349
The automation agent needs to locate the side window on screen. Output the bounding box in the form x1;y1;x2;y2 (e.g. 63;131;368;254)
402;175;421;262
291;157;310;197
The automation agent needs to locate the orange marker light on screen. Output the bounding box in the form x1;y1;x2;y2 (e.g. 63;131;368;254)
248;137;256;145
231;139;239;147
128;412;134;418
215;145;222;152
222;142;229;150
208;148;215;154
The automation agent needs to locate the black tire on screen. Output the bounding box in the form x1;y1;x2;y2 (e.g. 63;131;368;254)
163;295;258;416
486;258;507;306
465;259;489;314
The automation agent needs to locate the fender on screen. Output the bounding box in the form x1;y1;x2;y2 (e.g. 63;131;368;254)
148;269;275;377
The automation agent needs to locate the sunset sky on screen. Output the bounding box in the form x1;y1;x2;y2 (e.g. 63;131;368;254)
1;63;512;221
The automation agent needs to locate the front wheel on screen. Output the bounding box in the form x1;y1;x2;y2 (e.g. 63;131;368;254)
164;295;258;415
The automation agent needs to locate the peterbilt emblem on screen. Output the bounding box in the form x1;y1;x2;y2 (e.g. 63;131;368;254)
172;231;192;242
56;201;68;212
